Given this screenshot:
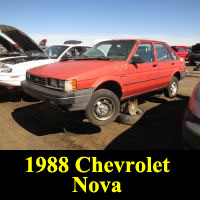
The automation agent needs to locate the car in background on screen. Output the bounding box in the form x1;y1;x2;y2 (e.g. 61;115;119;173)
39;39;48;50
171;46;190;61
183;81;200;149
0;25;91;88
64;40;82;45
22;39;186;126
188;43;200;66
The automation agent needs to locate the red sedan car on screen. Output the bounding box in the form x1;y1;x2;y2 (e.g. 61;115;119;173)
171;46;190;60
22;39;186;126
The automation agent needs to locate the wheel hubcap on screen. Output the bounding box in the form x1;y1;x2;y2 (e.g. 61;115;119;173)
92;97;115;121
171;82;177;95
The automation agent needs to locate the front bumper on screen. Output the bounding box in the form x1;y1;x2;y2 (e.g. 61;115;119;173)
0;75;24;86
183;108;200;149
22;81;95;111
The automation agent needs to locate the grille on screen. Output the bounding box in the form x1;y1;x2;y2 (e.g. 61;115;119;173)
29;75;46;86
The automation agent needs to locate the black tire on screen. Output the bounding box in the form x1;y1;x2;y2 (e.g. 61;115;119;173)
117;108;144;125
85;89;120;126
164;77;179;98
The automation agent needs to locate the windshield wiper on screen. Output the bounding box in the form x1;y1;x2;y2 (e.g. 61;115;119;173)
60;55;88;61
92;56;111;60
70;56;110;60
60;55;111;61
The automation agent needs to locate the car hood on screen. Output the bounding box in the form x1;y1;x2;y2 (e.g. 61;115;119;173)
0;35;19;52
28;60;118;80
0;25;43;53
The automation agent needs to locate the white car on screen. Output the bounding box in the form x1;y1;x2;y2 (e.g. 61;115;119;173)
0;25;91;88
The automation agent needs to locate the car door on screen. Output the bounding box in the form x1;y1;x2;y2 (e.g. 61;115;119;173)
154;43;174;88
127;42;159;97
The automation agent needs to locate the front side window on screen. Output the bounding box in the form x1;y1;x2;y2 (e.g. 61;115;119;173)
135;43;155;63
155;44;172;62
83;40;136;61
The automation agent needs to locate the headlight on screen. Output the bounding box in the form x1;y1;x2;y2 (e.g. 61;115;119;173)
47;79;77;91
64;80;77;92
0;65;12;73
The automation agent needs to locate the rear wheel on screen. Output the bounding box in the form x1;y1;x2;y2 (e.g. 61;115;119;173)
164;77;179;98
85;89;120;126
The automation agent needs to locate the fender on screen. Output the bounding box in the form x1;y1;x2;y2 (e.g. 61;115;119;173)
91;76;125;94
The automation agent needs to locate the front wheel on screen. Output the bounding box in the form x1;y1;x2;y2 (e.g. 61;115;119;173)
85;89;120;126
164;77;179;98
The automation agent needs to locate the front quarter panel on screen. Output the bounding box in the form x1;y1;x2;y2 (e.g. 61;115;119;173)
76;62;129;97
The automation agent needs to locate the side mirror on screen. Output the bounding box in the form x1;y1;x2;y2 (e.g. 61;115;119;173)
130;56;143;64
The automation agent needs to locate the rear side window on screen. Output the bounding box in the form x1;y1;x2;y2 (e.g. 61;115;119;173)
170;50;179;60
155;44;172;62
135;43;155;63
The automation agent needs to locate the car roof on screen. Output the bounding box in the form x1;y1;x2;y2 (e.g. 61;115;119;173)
97;38;167;44
50;44;91;47
172;46;189;48
136;39;166;43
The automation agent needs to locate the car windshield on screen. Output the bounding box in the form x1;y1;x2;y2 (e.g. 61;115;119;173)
83;40;136;61
43;45;69;59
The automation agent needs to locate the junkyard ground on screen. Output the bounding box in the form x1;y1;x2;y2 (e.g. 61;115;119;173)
0;65;199;150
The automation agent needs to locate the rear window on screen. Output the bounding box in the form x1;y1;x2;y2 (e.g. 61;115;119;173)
180;48;187;52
